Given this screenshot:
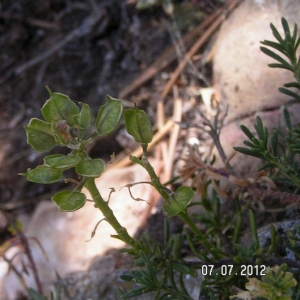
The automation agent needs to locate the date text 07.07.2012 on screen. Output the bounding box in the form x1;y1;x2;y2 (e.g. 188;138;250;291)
199;264;266;277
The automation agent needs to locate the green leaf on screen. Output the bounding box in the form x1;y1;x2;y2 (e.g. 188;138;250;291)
234;244;250;257
24;165;62;184
292;23;298;45
42;87;79;125
74;103;92;129
279;87;300;100
75;158;105;177
243;140;257;149
165;238;174;257
271;129;278;157
284;108;292;130
173;234;182;259
233;147;265;159
96;95;123;135
260;47;293;69
295;37;300;53
262;127;268;149
281;17;290;35
267;63;294;71
240;125;255;141
283;81;300;89
44;154;81;169
124;107;153;144
119;286;145;298
260;40;286;55
189;269;199;280
25;118;57;152
286;41;296;63
270;22;284;44
254;116;265;142
172;262;190;274
52;190;86;212
163;186;194;217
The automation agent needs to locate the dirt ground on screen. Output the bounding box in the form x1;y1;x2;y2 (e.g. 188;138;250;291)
0;0;222;239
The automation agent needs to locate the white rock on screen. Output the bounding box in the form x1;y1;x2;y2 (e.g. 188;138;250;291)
213;0;300;123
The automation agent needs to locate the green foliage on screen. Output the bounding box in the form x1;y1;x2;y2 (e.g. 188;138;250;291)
234;18;300;190
75;158;105;177
21;84;204;298
42;87;79;125
22;165;63;184
19;17;300;300
118;222;198;300
22;88;123;212
124;105;153;145
230;17;300;299
162;186;194;217
260;17;300;100
96;95;123;135
230;264;297;300
44;154;81;169
51;190;86;212
234;111;300;190
25;118;56;152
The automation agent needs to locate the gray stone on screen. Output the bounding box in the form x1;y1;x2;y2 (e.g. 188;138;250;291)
240;220;300;261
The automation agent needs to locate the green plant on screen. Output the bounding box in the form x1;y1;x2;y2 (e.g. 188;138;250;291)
230;17;300;299
230;264;297;300
260;17;300;100
19;17;300;300
234;17;300;192
22;86;227;299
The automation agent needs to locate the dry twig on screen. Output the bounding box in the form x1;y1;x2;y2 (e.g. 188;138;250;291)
161;0;241;99
164;86;182;183
118;5;225;99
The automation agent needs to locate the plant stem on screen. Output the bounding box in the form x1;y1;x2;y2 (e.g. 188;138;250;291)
271;158;300;188
130;154;170;200
178;212;223;260
131;153;224;260
85;178;140;249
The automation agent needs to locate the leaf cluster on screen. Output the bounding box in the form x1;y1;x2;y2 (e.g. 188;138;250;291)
234;110;300;190
260;17;300;100
22;88;123;211
118;220;197;300
231;264;297;300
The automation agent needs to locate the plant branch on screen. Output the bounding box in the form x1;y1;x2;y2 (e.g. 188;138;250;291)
84;178;140;249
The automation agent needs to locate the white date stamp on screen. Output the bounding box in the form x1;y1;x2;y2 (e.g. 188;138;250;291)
200;264;266;276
